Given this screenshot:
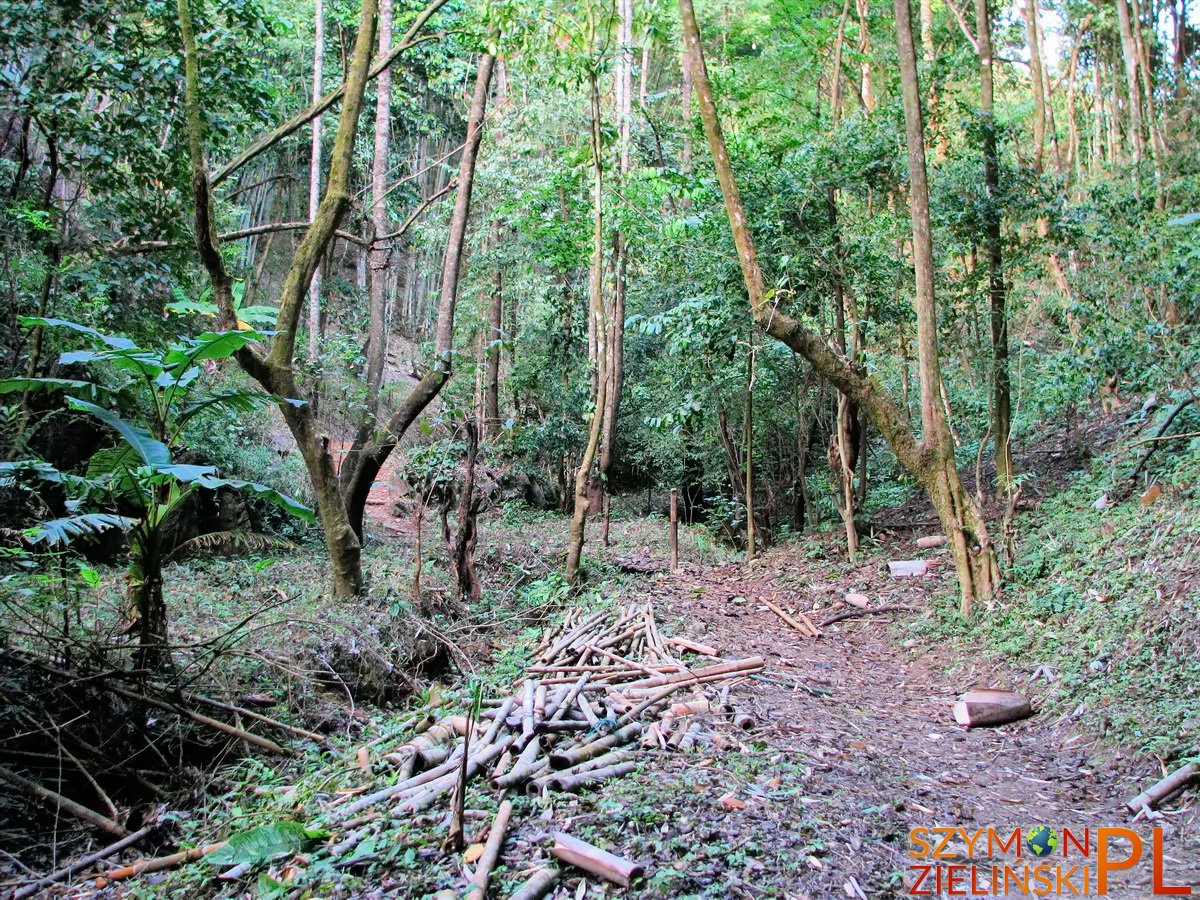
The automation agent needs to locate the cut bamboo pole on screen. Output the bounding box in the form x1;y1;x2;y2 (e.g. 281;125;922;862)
551;831;644;887
1126;763;1198;813
668;636;718;656
465;798;513;900
616;656;764;690
544;760;637;793
549;723;641;770
95;841;227;885
762;598;818;637
507;866;559;900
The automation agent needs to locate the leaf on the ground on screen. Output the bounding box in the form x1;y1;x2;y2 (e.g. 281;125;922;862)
464;842;485;864
207;821;328;868
1140;484;1162;505
718;791;746;810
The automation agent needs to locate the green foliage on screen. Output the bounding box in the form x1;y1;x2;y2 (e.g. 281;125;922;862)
206;821;330;868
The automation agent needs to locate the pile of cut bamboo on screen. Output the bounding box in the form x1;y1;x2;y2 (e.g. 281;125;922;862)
87;604;763;894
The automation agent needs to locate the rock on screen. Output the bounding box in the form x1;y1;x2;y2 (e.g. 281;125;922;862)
888;560;929;578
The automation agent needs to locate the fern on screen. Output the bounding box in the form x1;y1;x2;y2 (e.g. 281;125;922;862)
167;530;296;560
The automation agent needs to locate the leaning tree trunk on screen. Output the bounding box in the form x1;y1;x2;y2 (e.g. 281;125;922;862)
679;0;999;613
565;72;609;586
339;53;496;540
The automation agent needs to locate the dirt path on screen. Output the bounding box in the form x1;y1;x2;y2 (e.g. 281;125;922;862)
603;547;1200;898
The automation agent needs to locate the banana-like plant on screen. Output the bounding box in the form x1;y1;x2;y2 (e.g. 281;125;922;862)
0;317;313;671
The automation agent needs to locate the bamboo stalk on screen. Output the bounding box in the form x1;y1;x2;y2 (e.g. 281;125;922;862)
507;866;559;900
551;831;643;887
465;798;513;900
762;598;818;637
95;841;227;885
617;656;764;690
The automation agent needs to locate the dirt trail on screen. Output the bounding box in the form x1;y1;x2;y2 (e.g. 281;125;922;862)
626;547;1200;898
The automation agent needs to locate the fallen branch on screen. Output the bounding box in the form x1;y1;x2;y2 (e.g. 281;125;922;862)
12;823;156;899
0;765;128;838
508;866;560;900
818;604;916;627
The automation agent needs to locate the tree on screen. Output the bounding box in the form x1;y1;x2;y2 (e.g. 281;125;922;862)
973;0;1012;491
678;0;999;613
178;0;493;597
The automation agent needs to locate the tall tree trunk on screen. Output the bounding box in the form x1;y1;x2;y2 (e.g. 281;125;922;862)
565;72;608;586
676;0;999;612
484;254;503;437
307;0;325;363
856;0;875;112
974;0;1013;491
830;0;853;122
1022;0;1047;173
1131;0;1169;208
744;331;756;560
1174;0;1189;100
451;418;482;603
681;43;694;173
828;188;861;559
364;0;394;409
1116;0;1146;167
339;54;496;538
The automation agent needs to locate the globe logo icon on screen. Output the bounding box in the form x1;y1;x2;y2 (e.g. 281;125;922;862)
1026;826;1058;858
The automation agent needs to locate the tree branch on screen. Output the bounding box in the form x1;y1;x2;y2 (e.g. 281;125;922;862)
209;0;451;188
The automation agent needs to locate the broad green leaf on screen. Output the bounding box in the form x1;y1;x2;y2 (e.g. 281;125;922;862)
23;513;137;546
20;317;136;350
66;397;171;467
206;821;329;868
0;377;108;400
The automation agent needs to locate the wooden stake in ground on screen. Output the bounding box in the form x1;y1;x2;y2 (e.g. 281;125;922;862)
669;488;679;571
551;831;644;887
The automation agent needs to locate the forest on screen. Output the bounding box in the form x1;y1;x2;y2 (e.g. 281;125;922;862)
0;0;1198;895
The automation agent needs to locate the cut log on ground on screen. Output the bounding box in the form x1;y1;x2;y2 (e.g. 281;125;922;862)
465;798;513;900
551;831;644;887
952;690;1032;728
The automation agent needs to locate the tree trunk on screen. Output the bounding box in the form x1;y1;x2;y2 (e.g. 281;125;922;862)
340;53;496;538
565;72;608;586
1115;0;1146;167
827;189;860;559
676;0;999;613
856;0;875;112
451;419;482;603
974;0;1013;492
484;261;503;437
129;526;167;672
364;0;394;409
307;0;325;363
1022;0;1047;173
744;332;756;560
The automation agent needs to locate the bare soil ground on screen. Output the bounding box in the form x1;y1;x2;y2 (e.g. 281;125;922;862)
501;528;1200;898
